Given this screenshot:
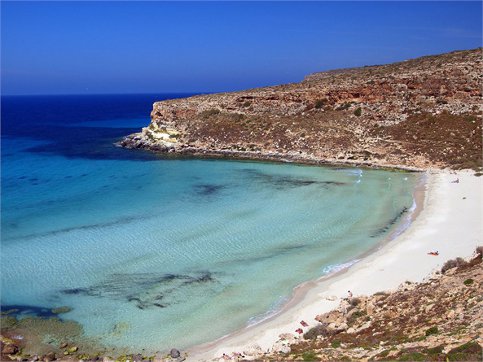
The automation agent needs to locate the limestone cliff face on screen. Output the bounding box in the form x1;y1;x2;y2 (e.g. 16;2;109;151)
120;48;482;170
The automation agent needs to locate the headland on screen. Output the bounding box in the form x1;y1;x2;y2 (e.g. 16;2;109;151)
119;48;482;172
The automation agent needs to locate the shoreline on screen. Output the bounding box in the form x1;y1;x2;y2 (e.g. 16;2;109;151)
187;169;482;361
118;142;427;173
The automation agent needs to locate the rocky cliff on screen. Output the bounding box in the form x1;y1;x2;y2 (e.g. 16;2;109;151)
120;48;482;170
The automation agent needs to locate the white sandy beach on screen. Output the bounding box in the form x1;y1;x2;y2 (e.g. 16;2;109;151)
188;170;483;361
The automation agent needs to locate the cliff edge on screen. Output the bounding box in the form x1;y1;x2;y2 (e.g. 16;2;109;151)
120;48;482;170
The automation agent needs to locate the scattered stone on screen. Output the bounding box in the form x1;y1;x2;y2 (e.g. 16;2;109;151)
42;352;56;362
169;348;180;358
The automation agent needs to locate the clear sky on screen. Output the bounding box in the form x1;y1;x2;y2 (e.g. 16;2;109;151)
1;1;481;95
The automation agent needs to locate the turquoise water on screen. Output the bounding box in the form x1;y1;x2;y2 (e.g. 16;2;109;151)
1;95;418;353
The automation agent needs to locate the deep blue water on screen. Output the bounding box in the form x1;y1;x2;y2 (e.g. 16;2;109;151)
1;93;196;160
1;94;418;353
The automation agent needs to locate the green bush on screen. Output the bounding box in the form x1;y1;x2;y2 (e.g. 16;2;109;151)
315;99;326;109
349;297;361;306
446;341;481;361
304;324;332;340
335;102;352;111
354;107;362;116
463;278;474;286
425;326;439;336
441;257;468;273
331;340;341;348
398;352;426;361
302;351;318;361
426;345;444;354
199;109;220;118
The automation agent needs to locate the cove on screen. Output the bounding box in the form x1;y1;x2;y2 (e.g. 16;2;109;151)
1;95;418;354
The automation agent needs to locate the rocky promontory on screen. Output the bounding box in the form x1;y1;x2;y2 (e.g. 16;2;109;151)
120;48;482;171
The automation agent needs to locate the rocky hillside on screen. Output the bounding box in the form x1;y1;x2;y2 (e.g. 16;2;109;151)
222;250;483;361
120;48;482;170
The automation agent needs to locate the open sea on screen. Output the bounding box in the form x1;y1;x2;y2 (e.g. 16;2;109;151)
1;94;418;353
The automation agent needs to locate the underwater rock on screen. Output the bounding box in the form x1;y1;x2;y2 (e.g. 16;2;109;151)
51;306;72;314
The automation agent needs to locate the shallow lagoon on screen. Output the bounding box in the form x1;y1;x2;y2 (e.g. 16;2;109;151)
1;95;418;352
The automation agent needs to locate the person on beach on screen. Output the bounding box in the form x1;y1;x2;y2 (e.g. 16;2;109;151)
347;290;353;299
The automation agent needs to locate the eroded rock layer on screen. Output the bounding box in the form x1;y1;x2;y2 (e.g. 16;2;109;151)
120;48;482;170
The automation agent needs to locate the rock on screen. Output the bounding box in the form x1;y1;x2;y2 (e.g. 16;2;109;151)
43;352;56;362
338;322;349;331
170;348;181;358
67;346;78;353
51;306;73;314
272;341;291;354
132;354;143;362
243;344;263;357
366;301;376;315
358;321;372;332
2;344;19;354
317;310;343;324
59;342;68;349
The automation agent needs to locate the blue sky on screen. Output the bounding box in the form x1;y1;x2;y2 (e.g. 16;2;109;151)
1;1;481;95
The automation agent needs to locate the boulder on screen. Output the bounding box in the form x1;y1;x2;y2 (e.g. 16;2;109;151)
271;341;291;354
2;344;19;354
366;301;376;315
43;352;56;362
170;348;181;358
317;310;342;324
